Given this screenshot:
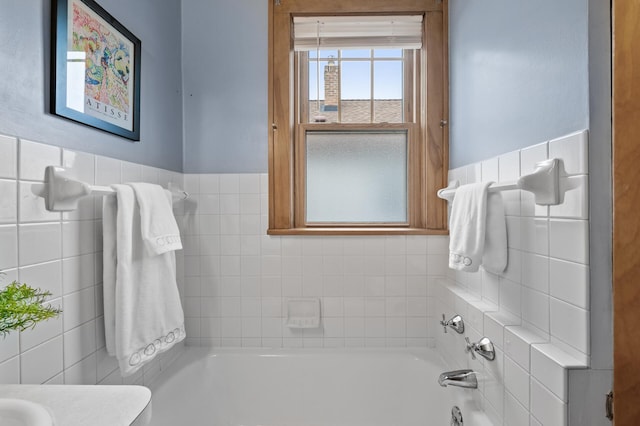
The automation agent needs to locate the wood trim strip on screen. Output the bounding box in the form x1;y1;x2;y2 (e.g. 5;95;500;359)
275;0;444;14
268;0;275;229
294;124;306;227
442;0;450;203
414;49;427;228
271;10;294;229
424;10;447;230
299;52;309;124
268;227;449;236
613;0;640;423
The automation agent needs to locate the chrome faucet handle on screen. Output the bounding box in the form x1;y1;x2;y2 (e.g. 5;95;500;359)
465;336;496;361
440;314;448;333
440;314;465;334
464;337;476;359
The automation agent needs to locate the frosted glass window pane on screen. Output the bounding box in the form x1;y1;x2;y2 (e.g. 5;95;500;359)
306;131;407;223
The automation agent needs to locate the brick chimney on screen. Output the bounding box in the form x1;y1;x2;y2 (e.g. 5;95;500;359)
323;57;339;111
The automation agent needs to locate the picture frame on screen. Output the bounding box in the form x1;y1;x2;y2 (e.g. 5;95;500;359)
51;0;141;141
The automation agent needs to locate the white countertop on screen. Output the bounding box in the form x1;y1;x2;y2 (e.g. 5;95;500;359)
0;384;152;426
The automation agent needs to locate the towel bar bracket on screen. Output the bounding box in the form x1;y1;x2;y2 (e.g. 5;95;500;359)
43;166;92;212
437;158;579;206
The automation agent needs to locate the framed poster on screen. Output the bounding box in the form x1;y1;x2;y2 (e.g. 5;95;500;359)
51;0;141;140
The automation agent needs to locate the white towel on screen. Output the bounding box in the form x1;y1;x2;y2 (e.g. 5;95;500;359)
128;182;183;255
102;193;118;357
482;191;508;274
448;182;507;273
103;184;185;377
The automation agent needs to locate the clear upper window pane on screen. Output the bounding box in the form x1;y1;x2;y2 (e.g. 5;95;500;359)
374;61;403;99
306;131;408;223
340;61;371;123
309;59;339;122
374;49;403;58
309;60;327;100
374;61;403;123
341;49;372;58
340;61;371;100
306;48;410;124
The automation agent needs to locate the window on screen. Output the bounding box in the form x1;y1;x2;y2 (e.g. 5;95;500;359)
268;0;448;235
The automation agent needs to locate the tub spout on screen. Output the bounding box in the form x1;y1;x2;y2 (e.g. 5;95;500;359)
438;369;478;389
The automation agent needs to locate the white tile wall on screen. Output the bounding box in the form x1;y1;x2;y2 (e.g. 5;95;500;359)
181;174;449;348
0;130;599;425
439;130;590;425
0;134;185;386
0;134;447;373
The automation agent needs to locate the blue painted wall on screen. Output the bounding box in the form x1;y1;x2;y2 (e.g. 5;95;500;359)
181;0;592;172
0;0;183;172
182;0;268;174
448;0;590;168
0;0;599;174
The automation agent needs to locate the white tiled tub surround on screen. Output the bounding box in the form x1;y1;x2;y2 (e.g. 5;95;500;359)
0;129;595;424
437;130;590;426
180;174;450;349
0;134;185;386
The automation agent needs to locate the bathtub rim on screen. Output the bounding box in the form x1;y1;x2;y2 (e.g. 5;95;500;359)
148;345;494;426
148;345;451;391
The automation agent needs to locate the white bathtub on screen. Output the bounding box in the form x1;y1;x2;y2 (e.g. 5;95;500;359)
148;347;493;426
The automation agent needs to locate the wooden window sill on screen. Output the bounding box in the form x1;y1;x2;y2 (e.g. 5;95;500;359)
267;227;449;236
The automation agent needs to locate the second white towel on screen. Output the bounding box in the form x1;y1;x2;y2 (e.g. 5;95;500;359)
128;182;183;255
448;182;507;273
103;184;185;377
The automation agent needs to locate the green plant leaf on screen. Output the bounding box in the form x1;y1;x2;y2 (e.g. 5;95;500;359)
0;281;62;337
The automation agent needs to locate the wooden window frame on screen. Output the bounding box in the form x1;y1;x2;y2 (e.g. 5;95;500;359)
268;0;449;236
